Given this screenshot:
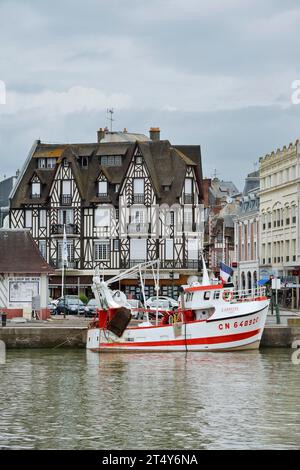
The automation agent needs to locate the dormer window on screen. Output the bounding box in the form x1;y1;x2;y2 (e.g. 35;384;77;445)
163;185;170;192
38;158;46;168
31;182;41;198
101;155;122;166
47;158;57;168
98;181;108;197
81;156;88;168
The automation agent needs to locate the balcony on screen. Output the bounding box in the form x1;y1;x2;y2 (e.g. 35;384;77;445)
133;193;145;204
50;259;78;269
51;224;79;235
121;259;147;269
97;193;110;201
60;195;72;205
127;223;149;234
185;260;201;270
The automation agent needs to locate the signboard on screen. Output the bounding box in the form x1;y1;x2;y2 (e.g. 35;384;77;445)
32;295;41;310
271;278;281;290
9;278;40;303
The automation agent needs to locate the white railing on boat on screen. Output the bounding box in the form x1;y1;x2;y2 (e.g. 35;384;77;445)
228;287;267;302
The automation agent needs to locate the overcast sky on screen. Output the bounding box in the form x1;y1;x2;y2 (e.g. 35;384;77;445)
1;0;300;189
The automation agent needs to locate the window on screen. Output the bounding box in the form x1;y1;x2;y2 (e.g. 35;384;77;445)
163;185;170;191
95;208;110;227
184;179;192;194
165;239;174;260
58;209;74;225
135;155;143;164
133;179;144;203
63;159;69;167
133;178;144;194
25;210;32;228
81;156;88;168
113;239;120;251
39;240;46;259
133;209;145;224
38;158;46;168
115;184;120;193
62;181;71;195
184;179;193;203
58;240;74;262
31;182;41;198
46;158;56;168
184;208;193;231
98;181;108;196
101;155;122;166
40;210;47;228
94;241;110;261
130;239;147;261
188;239;198;260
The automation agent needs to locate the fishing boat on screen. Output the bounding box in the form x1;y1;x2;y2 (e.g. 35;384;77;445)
86;259;269;352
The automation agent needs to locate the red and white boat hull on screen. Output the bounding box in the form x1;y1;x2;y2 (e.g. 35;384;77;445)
87;301;269;352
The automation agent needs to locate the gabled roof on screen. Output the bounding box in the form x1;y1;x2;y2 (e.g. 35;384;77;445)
0;229;54;274
10;138;203;208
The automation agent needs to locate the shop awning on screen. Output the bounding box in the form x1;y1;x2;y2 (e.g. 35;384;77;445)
257;278;269;286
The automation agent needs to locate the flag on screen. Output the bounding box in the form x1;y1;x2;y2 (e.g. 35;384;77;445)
220;262;233;283
62;225;68;267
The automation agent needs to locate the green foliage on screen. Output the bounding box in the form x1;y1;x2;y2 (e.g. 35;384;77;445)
79;293;88;305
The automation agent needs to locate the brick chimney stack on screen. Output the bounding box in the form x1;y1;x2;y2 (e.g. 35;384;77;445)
97;128;106;143
149;127;160;141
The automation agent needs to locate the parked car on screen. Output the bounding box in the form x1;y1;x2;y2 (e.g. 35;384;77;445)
48;300;57;315
84;299;99;318
145;296;179;310
54;298;85;315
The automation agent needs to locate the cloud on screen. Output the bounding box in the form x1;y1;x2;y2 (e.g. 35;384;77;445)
0;80;6;105
1;0;300;187
2;86;132;115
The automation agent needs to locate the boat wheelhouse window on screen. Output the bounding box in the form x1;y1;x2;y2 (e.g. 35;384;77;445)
204;291;211;300
213;291;220;299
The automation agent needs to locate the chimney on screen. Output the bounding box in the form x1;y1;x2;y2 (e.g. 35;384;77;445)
97;128;105;143
149;127;160;141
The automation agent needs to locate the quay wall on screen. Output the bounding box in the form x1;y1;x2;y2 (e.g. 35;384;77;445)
0;325;299;349
0;327;87;348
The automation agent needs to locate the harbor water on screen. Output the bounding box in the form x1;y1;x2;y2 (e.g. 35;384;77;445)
0;349;299;449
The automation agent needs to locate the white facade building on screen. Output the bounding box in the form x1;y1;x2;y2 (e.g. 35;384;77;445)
234;171;260;291
259;140;300;309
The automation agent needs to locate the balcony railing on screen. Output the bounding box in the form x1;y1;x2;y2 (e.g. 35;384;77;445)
31;193;41;199
121;259;147;269
60;195;72;205
133;194;145;204
184;194;193;204
50;259;78;269
97;193;110;200
51;224;79;235
127;223;149;234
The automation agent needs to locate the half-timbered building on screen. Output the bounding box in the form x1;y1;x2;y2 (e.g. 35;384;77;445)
9;127;204;299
